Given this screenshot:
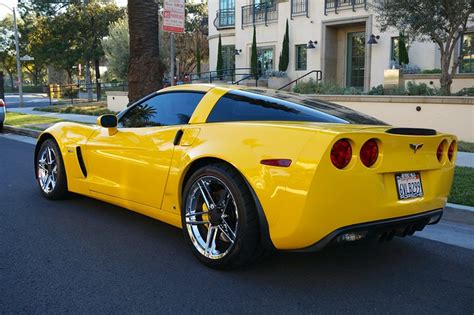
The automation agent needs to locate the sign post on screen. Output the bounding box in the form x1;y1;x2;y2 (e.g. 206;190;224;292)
163;0;185;86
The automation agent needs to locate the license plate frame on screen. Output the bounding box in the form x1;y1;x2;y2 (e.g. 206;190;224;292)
395;172;424;200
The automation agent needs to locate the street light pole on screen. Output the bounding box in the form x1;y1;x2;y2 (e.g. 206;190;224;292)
0;4;23;107
12;8;23;107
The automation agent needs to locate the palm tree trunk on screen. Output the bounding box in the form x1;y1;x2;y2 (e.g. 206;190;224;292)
128;0;164;102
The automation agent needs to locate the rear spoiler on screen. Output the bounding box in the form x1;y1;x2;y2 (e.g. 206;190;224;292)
386;128;437;136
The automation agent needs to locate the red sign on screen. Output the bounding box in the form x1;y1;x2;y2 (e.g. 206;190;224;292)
163;0;185;33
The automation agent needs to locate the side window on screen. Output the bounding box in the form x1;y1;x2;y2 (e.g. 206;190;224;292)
119;92;204;128
206;90;348;124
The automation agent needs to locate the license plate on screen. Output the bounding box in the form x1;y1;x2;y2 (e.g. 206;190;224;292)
395;172;423;200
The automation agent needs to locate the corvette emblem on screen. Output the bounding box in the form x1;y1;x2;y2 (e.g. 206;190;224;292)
410;143;424;153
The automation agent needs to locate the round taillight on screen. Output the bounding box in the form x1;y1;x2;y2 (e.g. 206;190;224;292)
331;139;352;169
448;141;456;162
437;141;445;162
360;139;379;167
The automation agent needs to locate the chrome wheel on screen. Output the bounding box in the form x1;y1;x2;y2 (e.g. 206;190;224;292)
37;145;58;194
185;176;239;260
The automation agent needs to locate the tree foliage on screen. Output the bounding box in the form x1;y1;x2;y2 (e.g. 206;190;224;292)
102;15;129;81
398;32;409;66
216;34;223;77
0;15;17;88
278;19;289;72
251;26;258;78
27;2;123;83
372;0;474;95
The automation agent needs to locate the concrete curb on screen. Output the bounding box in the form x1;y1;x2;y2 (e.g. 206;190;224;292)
444;207;474;226
2;125;41;139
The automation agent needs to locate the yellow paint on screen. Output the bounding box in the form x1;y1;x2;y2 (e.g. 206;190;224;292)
38;85;456;250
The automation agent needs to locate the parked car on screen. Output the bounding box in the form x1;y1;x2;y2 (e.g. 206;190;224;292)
33;84;456;269
0;99;5;131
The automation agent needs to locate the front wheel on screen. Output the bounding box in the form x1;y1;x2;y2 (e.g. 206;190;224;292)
181;163;260;269
36;139;68;200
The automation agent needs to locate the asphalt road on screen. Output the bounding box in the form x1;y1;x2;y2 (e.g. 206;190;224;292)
1;135;473;313
4;93;55;108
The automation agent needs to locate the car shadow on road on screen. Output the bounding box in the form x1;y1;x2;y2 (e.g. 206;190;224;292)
56;193;470;278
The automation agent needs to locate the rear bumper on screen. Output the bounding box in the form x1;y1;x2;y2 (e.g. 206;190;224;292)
295;208;443;252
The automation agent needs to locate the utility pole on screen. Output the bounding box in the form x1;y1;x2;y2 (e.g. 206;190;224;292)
170;33;175;86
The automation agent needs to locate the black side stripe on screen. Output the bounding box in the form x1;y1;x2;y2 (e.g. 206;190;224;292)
76;146;88;178
173;129;184;146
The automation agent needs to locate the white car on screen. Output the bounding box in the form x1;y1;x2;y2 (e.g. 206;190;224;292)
0;99;5;131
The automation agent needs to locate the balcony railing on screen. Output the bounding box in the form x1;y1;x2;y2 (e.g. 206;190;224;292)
213;9;235;29
324;0;367;15
241;2;278;29
291;0;309;18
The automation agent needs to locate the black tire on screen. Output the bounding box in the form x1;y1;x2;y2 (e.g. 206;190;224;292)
0;122;3;132
181;163;261;269
35;139;69;200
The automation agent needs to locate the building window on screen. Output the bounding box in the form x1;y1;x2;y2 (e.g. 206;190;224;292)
390;37;400;64
291;0;308;17
257;47;274;75
220;0;234;10
460;33;474;73
295;45;307;71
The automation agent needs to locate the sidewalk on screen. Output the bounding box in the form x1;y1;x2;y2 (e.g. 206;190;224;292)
456;152;474;168
8;107;98;124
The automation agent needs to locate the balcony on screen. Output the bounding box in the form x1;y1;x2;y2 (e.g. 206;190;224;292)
324;0;367;15
241;2;278;29
214;9;235;29
291;0;309;18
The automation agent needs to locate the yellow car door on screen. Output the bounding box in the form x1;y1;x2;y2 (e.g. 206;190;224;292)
84;91;206;210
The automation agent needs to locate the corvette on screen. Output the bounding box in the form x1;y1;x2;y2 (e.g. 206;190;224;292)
34;84;456;269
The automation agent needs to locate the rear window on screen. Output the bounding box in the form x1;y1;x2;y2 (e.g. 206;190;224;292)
207;89;386;125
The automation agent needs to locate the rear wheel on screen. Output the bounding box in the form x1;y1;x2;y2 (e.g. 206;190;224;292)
36;139;68;200
181;163;260;269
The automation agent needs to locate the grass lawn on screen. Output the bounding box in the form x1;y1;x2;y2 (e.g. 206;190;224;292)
5;112;63;127
458;141;474;153
34;101;116;116
448;167;474;206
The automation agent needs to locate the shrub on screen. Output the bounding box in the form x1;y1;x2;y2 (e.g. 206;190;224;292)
454;87;474;96
406;81;435;96
368;84;385;95
294;79;362;95
265;70;287;78
421;68;442;74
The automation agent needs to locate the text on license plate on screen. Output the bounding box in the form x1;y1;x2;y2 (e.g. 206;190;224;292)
395;172;423;200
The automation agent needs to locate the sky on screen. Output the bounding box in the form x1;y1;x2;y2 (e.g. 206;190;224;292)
0;0;128;18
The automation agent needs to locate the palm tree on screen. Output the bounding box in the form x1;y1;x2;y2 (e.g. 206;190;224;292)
128;0;164;102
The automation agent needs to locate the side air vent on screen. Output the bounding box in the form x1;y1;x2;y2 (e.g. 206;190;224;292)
386;128;437;136
76;146;88;178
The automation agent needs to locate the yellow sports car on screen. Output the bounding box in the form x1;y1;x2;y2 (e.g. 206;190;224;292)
35;84;456;269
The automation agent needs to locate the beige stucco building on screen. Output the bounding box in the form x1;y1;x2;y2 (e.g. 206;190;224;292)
208;0;473;92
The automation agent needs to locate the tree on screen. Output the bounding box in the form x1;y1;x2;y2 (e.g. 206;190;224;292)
251;26;258;78
128;0;164;102
216;34;223;78
398;32;409;66
102;16;129;81
278;19;289;72
373;0;474;95
0;15;17;89
196;41;201;78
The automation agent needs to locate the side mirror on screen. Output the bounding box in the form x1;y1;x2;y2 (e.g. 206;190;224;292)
97;114;118;128
97;114;118;136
